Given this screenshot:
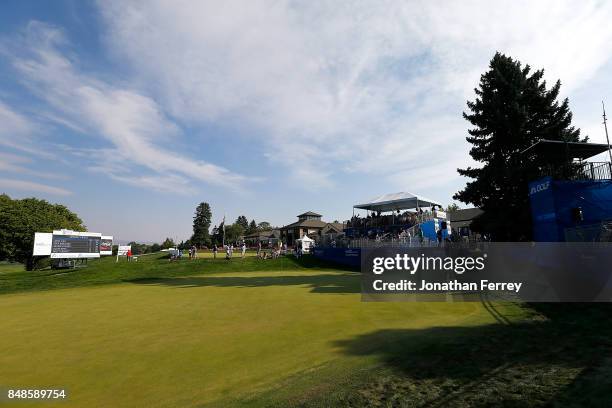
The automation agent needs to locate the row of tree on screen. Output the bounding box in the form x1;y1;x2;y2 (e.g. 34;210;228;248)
189;202;275;247
110;237;182;255
0;194;273;270
0;194;182;267
108;238;171;255
211;219;274;246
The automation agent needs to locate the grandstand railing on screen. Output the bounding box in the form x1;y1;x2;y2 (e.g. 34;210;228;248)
347;237;437;248
543;161;612;181
317;234;437;248
345;212;437;230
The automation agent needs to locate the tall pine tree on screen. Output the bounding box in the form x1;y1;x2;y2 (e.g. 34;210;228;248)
247;219;257;234
455;53;584;240
191;202;212;247
235;215;249;230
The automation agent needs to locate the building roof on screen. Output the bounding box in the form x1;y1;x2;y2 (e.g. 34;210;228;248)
354;192;441;212
280;219;327;230
449;208;484;228
520;139;610;161
244;229;280;239
297;211;322;217
323;222;345;233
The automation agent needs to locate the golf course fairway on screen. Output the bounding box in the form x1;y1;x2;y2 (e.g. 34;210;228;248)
0;267;523;407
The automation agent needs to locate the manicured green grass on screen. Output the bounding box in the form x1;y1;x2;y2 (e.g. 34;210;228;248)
0;254;514;407
0;251;336;295
0;261;24;274
296;303;612;408
1;255;610;407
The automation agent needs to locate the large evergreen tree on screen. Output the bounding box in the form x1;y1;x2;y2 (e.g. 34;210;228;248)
247;219;257;234
235;215;249;230
191;202;212;247
455;53;584;240
212;222;224;245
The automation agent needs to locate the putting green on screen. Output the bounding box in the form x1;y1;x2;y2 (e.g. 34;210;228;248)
0;269;521;407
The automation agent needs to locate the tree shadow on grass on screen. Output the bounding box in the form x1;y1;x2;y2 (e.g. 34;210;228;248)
125;272;361;294
328;303;612;407
290;255;358;271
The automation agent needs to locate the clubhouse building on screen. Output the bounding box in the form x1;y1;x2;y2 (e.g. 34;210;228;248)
243;229;281;247
280;211;345;246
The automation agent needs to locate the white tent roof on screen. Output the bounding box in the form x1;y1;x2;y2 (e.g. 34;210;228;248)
297;234;314;242
354;192;442;212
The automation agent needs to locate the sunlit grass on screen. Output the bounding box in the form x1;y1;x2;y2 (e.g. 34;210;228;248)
1;255;608;407
0;255;522;407
0;261;24;274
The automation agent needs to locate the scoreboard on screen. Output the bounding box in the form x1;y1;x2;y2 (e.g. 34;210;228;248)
50;235;100;258
50;234;101;258
33;230;113;259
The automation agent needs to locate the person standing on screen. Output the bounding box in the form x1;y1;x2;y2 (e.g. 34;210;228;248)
213;244;218;259
241;242;246;258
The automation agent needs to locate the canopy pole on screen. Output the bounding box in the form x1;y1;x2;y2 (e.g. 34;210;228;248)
603;101;612;164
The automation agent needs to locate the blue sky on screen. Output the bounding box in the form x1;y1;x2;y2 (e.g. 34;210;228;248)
2;0;612;243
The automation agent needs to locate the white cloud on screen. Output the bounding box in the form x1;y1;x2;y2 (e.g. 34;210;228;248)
0;151;67;180
0;100;69;186
3;21;251;193
0;100;38;155
3;2;612;200
0;178;72;196
0;151;30;165
107;173;197;195
96;0;612;194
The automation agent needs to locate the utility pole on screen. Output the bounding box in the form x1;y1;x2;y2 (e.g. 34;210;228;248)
603;101;612;164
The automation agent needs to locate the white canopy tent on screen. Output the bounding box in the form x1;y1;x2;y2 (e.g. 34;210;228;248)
296;234;314;253
353;192;442;213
